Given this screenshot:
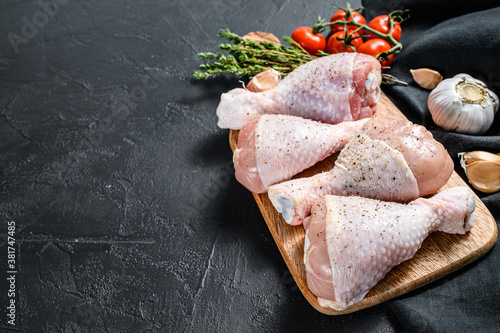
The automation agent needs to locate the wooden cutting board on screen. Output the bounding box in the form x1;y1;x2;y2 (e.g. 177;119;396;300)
228;93;498;315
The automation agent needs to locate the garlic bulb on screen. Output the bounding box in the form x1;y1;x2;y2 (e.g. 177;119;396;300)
459;151;500;193
427;74;499;134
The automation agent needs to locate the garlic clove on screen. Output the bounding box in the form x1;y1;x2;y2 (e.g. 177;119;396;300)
246;68;282;92
410;68;443;89
243;31;281;46
459;151;500;193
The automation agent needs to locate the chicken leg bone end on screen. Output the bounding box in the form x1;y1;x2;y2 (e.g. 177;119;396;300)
269;193;295;224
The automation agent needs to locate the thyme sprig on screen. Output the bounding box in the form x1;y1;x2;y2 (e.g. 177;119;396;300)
194;29;317;79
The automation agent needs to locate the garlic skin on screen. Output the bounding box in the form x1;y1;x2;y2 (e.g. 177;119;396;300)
427;74;499;135
459;151;500;193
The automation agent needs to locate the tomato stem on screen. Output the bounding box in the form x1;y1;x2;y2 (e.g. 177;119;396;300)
389;9;410;24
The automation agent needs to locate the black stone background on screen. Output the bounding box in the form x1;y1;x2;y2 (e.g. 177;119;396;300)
0;0;499;332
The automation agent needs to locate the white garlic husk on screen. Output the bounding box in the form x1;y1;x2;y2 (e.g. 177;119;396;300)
427;74;499;134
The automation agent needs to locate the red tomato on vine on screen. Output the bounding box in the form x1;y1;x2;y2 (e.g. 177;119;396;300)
330;9;366;34
357;38;394;67
326;31;363;54
367;15;402;41
291;26;326;55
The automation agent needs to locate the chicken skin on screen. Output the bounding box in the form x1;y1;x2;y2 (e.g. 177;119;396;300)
234;114;369;193
269;117;454;225
217;53;381;129
303;186;475;311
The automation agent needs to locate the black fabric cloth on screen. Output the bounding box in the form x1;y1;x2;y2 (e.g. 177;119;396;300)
1;0;499;332
362;0;500;218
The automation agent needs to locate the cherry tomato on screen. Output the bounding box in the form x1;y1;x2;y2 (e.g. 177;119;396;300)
326;31;363;54
366;15;402;41
330;9;366;34
357;38;394;67
291;26;326;55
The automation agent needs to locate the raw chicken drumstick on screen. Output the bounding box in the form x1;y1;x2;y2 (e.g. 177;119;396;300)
303;186;475;311
217;53;381;129
234;114;370;193
269;117;454;225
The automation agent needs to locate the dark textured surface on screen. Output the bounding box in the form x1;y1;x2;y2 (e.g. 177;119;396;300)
0;0;499;332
